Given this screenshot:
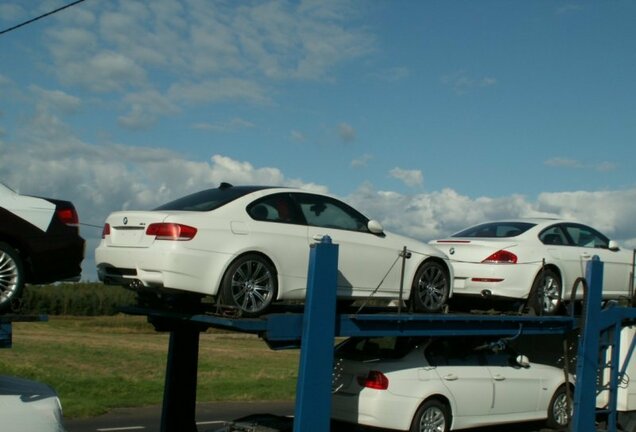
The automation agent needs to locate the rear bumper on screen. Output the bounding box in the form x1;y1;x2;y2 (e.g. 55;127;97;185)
332;390;419;431
26;235;85;284
95;244;230;296
450;261;542;299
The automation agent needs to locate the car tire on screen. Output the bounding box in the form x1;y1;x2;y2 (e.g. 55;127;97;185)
529;268;562;316
0;242;25;313
410;399;451;432
410;261;449;313
220;253;277;317
546;384;572;429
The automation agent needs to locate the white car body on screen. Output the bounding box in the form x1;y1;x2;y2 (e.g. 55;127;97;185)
96;184;453;315
0;375;66;432
331;336;572;431
431;218;635;314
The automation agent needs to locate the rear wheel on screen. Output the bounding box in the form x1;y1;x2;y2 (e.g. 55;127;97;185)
410;261;449;313
220;254;277;317
0;243;24;313
546;385;572;429
410;399;450;432
529;268;562;315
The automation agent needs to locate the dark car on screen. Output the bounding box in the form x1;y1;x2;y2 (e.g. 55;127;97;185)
0;182;85;312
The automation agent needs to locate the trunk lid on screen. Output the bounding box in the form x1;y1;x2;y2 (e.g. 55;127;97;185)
432;238;519;263
104;210;175;247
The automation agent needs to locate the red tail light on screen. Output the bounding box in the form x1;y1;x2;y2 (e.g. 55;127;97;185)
57;207;79;226
146;223;197;241
102;223;111;239
482;250;517;264
358;371;389;390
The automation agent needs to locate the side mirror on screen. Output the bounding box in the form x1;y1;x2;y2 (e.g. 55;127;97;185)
608;240;620;251
368;220;384;235
516;355;530;368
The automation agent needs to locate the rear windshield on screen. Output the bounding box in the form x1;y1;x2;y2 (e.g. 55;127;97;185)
155;186;269;211
335;337;425;361
452;222;535;238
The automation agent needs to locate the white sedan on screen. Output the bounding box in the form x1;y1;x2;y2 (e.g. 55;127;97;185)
332;336;572;432
96;183;452;316
431;218;635;315
0;375;66;432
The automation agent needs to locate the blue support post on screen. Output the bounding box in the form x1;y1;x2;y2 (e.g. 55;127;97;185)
293;236;339;432
571;256;604;432
0;322;11;348
160;324;201;432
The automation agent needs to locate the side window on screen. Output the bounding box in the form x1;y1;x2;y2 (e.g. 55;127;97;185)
426;339;484;366
539;225;569;246
247;193;303;224
563;224;609;249
293;193;369;233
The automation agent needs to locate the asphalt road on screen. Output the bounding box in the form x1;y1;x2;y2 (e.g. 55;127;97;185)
64;401;557;432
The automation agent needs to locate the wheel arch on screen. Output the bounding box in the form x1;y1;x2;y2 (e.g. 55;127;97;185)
216;250;281;299
412;394;453;431
0;235;32;280
532;263;563;293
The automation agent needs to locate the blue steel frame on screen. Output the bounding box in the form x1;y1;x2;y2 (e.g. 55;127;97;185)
571;256;636;432
0;315;47;349
127;244;636;432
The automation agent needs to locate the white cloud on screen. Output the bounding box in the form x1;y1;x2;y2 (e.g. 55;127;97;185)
545;157;617;172
193;118;255;133
338;122;356;143
441;71;497;95
290;130;307;143
30;86;81;114
168;79;271;105
0;3;26;23
36;0;373;126
389;167;423;188
351;153;373;168
3;115;636;279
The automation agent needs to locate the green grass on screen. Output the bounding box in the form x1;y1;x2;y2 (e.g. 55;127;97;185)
0;316;299;418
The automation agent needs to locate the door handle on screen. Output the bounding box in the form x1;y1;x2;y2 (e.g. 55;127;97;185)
442;374;458;381
313;234;326;241
492;375;505;381
581;253;592;259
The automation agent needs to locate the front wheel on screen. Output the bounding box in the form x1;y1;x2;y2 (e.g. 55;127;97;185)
529;268;562;316
0;242;25;313
220;254;277;317
546;385;572;429
410;399;451;432
410;261;449;313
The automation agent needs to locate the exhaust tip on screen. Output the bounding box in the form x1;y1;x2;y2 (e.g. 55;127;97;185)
480;289;492;298
128;279;145;290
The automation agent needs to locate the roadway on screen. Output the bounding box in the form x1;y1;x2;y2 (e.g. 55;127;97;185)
64;401;557;432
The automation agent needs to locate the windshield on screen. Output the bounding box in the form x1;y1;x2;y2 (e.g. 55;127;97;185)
155;186;270;211
452;222;535;238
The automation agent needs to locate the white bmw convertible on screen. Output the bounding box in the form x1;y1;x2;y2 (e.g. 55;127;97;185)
96;183;452;315
431;218;635;315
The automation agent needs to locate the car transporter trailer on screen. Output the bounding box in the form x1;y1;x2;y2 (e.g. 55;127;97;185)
3;237;636;432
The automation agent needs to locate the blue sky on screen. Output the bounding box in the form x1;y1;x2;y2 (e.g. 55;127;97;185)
1;1;635;280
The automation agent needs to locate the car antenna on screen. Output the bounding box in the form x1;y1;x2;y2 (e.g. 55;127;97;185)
219;182;233;189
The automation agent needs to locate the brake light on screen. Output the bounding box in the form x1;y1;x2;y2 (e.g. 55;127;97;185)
57;208;79;226
482;250;517;264
358;371;389;390
102;223;111;238
146;223;197;241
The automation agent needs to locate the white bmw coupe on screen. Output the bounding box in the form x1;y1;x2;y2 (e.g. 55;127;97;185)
96;183;452;315
431;218;635;315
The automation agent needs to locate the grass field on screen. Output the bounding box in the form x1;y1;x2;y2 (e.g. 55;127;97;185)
0;315;299;418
